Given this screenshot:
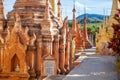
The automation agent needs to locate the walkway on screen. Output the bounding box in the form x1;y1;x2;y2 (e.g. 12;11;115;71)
63;48;118;80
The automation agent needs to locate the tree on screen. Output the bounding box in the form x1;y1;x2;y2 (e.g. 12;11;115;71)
87;25;99;46
68;21;72;28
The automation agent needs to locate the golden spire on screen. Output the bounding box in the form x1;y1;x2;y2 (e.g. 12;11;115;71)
50;0;56;14
103;9;107;28
108;0;119;38
109;0;118;24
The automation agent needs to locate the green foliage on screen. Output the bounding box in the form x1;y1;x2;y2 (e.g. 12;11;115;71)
79;23;102;35
67;21;102;35
86;23;101;46
68;21;72;28
87;25;100;35
67;21;101;46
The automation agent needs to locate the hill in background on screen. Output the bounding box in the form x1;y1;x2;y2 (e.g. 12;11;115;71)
69;13;109;24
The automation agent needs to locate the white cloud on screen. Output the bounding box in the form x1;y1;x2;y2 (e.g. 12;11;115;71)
75;1;91;11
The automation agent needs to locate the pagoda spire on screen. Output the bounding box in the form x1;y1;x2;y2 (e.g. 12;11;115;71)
103;15;108;28
83;8;88;40
110;0;118;19
109;0;118;24
57;0;62;22
72;1;77;37
108;0;119;38
72;2;76;19
44;0;50;20
103;9;108;28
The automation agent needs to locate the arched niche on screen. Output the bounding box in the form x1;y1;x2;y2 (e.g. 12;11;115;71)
11;54;20;72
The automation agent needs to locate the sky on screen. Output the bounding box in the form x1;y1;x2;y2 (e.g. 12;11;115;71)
3;0;112;20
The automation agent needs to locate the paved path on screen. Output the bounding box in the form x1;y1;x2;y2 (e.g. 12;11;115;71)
44;75;66;80
63;56;118;80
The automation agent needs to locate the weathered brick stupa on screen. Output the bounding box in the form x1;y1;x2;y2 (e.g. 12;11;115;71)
0;0;73;80
71;4;77;60
83;14;92;49
75;20;84;52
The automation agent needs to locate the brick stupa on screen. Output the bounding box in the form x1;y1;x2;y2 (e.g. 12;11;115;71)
75;20;84;51
0;0;73;80
83;14;92;49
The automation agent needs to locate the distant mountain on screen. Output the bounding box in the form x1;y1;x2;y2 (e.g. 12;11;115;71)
75;13;109;24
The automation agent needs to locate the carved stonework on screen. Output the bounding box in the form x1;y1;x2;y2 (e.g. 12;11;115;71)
0;13;29;80
0;0;74;80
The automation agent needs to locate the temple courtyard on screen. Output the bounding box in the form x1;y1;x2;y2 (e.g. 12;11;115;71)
44;47;118;80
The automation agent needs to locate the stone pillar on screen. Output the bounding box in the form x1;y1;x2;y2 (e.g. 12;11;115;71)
59;17;68;74
65;31;71;73
0;44;4;72
36;36;42;79
59;36;66;74
53;35;60;73
72;38;76;60
27;45;36;80
69;35;73;69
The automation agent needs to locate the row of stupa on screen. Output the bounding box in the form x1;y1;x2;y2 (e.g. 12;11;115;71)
0;0;91;80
